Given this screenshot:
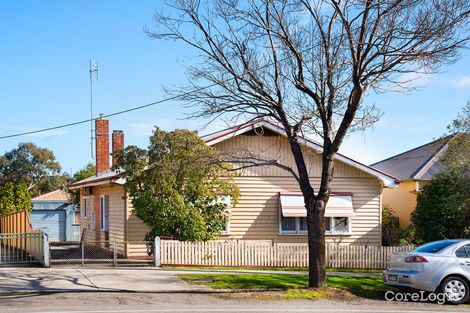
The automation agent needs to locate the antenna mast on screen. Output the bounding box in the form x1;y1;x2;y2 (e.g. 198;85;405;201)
89;60;98;160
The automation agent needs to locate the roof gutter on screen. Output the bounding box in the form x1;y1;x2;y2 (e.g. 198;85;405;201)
68;176;121;190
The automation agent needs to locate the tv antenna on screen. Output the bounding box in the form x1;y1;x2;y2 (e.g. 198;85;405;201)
89;60;98;160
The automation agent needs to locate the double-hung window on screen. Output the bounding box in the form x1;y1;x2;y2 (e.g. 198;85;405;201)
100;195;110;232
279;193;353;235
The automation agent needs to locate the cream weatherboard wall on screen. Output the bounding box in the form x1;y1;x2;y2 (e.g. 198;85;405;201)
214;133;383;246
100;185;127;255
126;196;151;257
80;185;150;256
213;132;374;178
80;193;99;243
220;176;382;245
80;186;125;254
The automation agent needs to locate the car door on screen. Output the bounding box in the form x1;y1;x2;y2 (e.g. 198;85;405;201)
455;244;470;275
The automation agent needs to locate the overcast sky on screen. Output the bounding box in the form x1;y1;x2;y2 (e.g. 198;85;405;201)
0;0;469;174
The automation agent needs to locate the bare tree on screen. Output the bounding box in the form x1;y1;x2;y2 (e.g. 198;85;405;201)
149;0;470;287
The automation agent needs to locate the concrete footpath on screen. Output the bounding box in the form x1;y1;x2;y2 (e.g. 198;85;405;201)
0;267;381;294
0;267;209;294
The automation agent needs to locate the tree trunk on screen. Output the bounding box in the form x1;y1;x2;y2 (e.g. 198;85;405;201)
285;132;331;288
306;144;335;288
307;196;327;288
286;142;333;288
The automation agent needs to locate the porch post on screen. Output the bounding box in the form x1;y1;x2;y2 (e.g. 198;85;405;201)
154;237;161;267
43;232;50;268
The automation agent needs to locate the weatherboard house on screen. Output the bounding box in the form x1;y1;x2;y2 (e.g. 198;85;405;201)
70;117;400;257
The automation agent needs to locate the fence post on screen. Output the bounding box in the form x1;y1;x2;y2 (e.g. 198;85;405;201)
43;233;50;268
81;242;85;265
325;244;328;268
113;242;117;267
154;237;161;267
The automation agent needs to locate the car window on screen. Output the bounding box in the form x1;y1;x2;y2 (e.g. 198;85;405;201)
455;246;468;258
414;240;459;253
455;244;470;258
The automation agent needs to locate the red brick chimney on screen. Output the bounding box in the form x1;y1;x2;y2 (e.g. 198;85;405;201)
95;115;110;175
112;130;124;167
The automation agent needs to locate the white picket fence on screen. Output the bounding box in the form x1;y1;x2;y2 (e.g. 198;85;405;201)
160;240;414;269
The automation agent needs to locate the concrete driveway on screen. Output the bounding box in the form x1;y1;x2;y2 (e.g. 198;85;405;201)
0;267;208;293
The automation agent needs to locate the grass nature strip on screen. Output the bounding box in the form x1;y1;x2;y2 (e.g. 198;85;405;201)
178;273;387;300
163;265;382;273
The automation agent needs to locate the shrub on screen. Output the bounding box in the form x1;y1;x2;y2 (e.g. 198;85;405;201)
382;205;400;246
0;183;32;216
411;171;470;242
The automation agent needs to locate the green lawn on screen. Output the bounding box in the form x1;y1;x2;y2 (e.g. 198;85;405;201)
178;273;388;300
163;265;382;273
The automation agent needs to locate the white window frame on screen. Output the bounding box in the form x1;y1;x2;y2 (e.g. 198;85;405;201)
325;216;352;235
279;216;308;235
279;215;351;235
100;195;109;232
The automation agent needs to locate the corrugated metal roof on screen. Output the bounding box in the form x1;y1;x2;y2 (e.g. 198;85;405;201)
420;160;446;180
371;137;450;180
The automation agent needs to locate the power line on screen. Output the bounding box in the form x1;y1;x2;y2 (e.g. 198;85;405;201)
0;83;218;140
1;28;347;141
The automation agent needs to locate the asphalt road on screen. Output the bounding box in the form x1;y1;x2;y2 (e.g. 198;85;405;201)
0;292;468;313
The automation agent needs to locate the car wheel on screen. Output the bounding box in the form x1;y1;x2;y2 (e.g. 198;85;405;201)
440;276;469;304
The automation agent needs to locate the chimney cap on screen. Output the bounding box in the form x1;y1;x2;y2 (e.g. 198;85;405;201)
113;130;124;134
99;113;105;119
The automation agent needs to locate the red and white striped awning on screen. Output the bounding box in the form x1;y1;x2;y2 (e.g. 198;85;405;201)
280;193;354;217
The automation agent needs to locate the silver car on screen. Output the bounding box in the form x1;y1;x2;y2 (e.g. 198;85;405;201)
384;239;470;304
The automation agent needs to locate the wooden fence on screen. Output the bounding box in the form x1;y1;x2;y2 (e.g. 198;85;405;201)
160;240;414;270
0;210;32;234
0;211;45;264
